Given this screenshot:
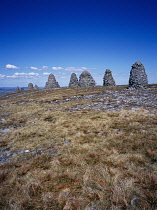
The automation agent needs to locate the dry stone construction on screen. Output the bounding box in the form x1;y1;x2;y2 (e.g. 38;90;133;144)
45;73;60;89
15;61;149;90
16;86;20;92
69;73;79;87
103;69;116;87
28;83;34;90
79;71;96;87
129;61;148;89
34;85;39;90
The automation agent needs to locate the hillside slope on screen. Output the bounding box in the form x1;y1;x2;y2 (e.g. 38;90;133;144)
0;85;157;209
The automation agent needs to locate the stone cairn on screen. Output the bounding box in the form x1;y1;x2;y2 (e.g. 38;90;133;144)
103;69;116;87
16;86;24;92
34;85;39;90
79;71;96;87
28;83;34;90
45;73;60;89
69;73;79;87
129;61;148;89
16;86;20;92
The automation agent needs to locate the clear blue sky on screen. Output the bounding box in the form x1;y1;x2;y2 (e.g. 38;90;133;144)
0;0;157;87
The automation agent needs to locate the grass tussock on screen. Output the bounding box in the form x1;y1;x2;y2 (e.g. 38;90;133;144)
0;86;157;209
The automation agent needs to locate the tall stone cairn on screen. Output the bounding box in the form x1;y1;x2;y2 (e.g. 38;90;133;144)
45;73;60;89
28;83;34;90
69;73;79;87
16;86;20;92
129;61;148;89
34;85;39;90
79;71;96;87
103;69;116;86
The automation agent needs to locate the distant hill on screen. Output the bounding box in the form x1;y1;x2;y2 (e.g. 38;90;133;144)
0;87;27;96
0;87;16;96
0;87;44;96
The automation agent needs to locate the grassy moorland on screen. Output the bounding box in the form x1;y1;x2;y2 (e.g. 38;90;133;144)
0;85;157;209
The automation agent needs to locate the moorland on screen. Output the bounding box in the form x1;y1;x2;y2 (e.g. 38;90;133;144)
0;84;157;209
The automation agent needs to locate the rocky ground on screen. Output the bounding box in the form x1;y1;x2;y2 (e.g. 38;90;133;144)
1;84;157;164
1;84;157;113
0;84;157;209
64;86;157;113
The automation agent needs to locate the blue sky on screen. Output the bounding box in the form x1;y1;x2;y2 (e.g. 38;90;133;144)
0;0;157;87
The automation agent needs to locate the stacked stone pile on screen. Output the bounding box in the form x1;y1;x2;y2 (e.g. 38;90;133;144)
16;86;20;92
69;73;79;87
103;69;116;86
28;83;34;90
15;61;149;90
16;87;24;92
79;71;96;87
129;61;148;89
45;73;60;89
34;85;39;90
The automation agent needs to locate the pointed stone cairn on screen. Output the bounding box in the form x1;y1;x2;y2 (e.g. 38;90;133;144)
16;86;20;92
79;71;96;87
28;83;34;90
103;69;116;87
69;73;79;87
129;61;148;89
45;73;60;89
34;85;39;90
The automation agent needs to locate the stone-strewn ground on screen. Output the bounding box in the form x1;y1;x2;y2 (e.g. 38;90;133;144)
65;86;157;112
1;85;157;113
0;84;157;209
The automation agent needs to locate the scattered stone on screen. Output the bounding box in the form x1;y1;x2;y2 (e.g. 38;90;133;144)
0;158;11;164
2;113;9;116
2;129;11;133
69;73;79;87
0;147;58;164
61;86;157;112
34;85;39;90
63;141;69;145
130;195;140;210
149;110;155;114
19;101;27;105
17;149;30;155
103;69;116;86
129;61;148;89
52;153;60;157
28;83;34;90
131;107;136;111
79;71;96;87
45;73;60;89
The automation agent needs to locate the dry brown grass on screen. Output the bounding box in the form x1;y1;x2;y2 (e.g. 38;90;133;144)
0;86;157;209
